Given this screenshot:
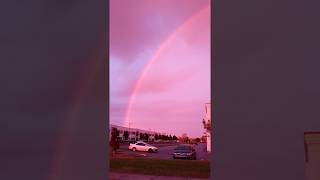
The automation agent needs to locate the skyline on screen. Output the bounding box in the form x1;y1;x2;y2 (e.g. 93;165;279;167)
110;0;210;138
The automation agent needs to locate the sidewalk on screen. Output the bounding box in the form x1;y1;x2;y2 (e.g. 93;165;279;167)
110;172;210;180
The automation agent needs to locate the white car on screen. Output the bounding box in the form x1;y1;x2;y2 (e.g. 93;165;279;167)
128;141;158;153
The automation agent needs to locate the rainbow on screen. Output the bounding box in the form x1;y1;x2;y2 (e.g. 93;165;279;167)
123;5;210;127
48;36;106;180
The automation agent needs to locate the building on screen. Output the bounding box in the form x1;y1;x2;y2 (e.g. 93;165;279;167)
203;103;211;152
109;124;164;142
304;132;320;180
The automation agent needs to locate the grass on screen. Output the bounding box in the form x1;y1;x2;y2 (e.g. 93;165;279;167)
110;158;210;178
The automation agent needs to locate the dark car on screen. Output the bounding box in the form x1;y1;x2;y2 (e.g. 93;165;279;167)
191;142;198;145
172;145;196;160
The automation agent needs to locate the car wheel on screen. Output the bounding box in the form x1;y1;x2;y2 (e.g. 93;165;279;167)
132;147;136;152
148;149;153;153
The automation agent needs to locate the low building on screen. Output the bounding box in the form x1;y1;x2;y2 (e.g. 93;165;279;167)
109;124;163;142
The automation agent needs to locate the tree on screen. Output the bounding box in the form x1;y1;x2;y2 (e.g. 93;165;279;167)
140;133;144;140
162;134;167;140
136;131;139;138
201;135;207;143
155;133;159;140
123;131;129;141
144;133;149;141
159;135;163;140
168;135;173;141
203;118;211;131
172;135;177;141
181;133;189;143
163;134;168;140
110;128;119;153
195;138;201;143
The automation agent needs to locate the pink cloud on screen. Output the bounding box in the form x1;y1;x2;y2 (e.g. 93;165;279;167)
110;0;211;137
110;0;210;61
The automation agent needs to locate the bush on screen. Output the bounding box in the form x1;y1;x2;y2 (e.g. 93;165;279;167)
110;128;120;153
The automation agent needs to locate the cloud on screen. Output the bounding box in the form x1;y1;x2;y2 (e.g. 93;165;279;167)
110;0;210;61
126;7;210;137
110;49;153;98
110;0;211;136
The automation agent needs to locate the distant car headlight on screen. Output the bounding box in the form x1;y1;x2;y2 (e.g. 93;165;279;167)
187;153;192;156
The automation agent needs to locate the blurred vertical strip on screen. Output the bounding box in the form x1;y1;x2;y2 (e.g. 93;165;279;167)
0;0;108;179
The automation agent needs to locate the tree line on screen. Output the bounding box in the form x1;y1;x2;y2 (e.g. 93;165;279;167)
110;127;179;142
121;129;178;141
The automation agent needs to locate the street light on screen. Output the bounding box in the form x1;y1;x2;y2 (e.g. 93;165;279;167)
128;121;132;142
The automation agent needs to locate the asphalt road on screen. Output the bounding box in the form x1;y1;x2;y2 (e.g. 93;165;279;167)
118;143;210;160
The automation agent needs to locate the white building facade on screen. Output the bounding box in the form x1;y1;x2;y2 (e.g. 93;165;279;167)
109;124;163;142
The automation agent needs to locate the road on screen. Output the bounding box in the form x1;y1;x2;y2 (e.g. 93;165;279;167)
118;143;210;160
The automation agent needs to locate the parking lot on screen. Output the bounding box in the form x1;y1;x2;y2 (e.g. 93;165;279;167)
117;143;210;160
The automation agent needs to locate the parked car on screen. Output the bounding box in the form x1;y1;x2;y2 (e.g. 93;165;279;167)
191;142;198;145
128;141;158;153
172;145;196;160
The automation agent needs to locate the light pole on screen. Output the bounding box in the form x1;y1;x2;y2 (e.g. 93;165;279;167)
128;120;132;142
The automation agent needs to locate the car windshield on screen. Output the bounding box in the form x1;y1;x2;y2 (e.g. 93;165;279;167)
135;142;153;146
174;146;192;152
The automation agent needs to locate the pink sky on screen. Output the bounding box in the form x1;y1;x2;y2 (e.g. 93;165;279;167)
110;0;210;138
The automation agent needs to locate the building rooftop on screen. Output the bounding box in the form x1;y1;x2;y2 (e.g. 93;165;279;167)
110;124;163;134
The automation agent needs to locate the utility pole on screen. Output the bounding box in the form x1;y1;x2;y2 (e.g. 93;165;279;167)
128;119;131;142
